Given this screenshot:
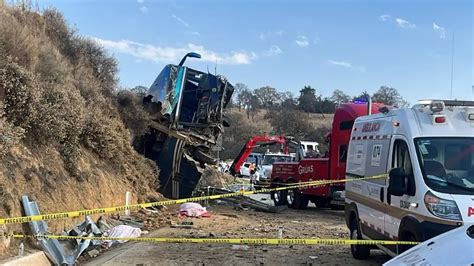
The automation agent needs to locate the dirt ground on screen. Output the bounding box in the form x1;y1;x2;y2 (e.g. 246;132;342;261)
85;199;392;265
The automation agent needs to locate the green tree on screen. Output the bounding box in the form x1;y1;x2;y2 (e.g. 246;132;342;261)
280;91;298;109
298;85;317;113
253;86;280;108
265;109;313;139
317;97;336;113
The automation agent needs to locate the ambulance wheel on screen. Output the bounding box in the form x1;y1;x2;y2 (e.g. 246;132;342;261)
350;218;370;260
290;189;309;209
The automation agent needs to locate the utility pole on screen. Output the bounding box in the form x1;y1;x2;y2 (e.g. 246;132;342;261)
450;33;455;99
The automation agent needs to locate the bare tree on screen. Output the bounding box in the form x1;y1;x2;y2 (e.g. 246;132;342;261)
330;89;351;105
372;86;409;107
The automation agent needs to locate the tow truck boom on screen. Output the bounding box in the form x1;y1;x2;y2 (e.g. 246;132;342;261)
229;135;291;176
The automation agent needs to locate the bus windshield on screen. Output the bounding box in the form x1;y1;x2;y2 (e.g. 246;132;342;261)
415;137;474;195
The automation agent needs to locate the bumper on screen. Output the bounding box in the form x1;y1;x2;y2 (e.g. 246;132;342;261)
419;221;460;241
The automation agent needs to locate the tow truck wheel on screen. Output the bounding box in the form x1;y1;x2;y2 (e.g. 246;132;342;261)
271;189;288;206
350;218;370;260
286;188;295;207
291;189;309;209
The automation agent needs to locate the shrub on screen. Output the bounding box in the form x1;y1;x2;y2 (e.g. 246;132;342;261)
75;37;118;96
0;10;39;67
0;112;24;157
0;58;40;130
30;82;85;144
117;89;149;137
42;8;77;62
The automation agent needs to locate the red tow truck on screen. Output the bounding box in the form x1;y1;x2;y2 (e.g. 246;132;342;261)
270;102;385;209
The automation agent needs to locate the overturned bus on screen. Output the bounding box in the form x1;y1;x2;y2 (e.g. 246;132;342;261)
135;52;234;198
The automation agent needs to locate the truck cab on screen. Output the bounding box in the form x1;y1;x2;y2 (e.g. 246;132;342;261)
345;100;474;259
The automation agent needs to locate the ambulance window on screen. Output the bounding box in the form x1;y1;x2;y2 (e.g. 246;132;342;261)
445;144;471;170
339;144;348;162
307;145;314;151
392;139;415;195
340;121;354;130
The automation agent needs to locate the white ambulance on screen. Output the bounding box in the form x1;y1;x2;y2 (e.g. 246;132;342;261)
344;100;474;259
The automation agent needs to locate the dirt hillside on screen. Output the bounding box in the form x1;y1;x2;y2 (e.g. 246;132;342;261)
0;2;161;256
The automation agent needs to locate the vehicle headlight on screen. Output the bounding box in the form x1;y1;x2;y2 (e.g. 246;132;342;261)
424;191;462;221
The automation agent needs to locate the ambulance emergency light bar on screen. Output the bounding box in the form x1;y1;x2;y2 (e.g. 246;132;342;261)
416;99;474;123
418;99;474;108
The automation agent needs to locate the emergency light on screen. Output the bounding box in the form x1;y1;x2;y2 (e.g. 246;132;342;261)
430;101;445;113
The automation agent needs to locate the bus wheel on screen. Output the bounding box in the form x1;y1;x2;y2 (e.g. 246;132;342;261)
350;217;370;259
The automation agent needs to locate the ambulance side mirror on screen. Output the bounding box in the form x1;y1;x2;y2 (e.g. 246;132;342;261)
388;168;408;196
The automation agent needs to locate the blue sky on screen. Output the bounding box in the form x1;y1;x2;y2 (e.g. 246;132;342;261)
39;0;473;103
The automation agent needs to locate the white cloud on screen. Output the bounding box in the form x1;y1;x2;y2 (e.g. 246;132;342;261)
258;30;285;41
190;31;201;36
295;35;309;47
92;37;257;65
136;0;144;3
172;14;190;28
395;18;416;28
275;30;284;36
328;60;352;68
379;14;391;21
433;23;446;39
263;45;282;56
328;60;366;72
139;6;148;13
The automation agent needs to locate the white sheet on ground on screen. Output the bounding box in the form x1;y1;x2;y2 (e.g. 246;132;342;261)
103;225;142;247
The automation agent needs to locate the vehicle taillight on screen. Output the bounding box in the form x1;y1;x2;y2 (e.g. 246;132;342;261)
435;116;446;123
433;115;446;124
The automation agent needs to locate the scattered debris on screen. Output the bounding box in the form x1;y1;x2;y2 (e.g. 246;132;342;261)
66;216;102;260
202;187;287;213
171;221;195;229
97;216;123;232
118;216;144;229
220;213;239;218
231;245;250;251
21;195;148;264
86;249;100;258
309;256;319;260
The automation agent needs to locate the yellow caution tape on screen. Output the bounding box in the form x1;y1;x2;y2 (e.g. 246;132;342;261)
11;234;417;245
0;174;386;225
